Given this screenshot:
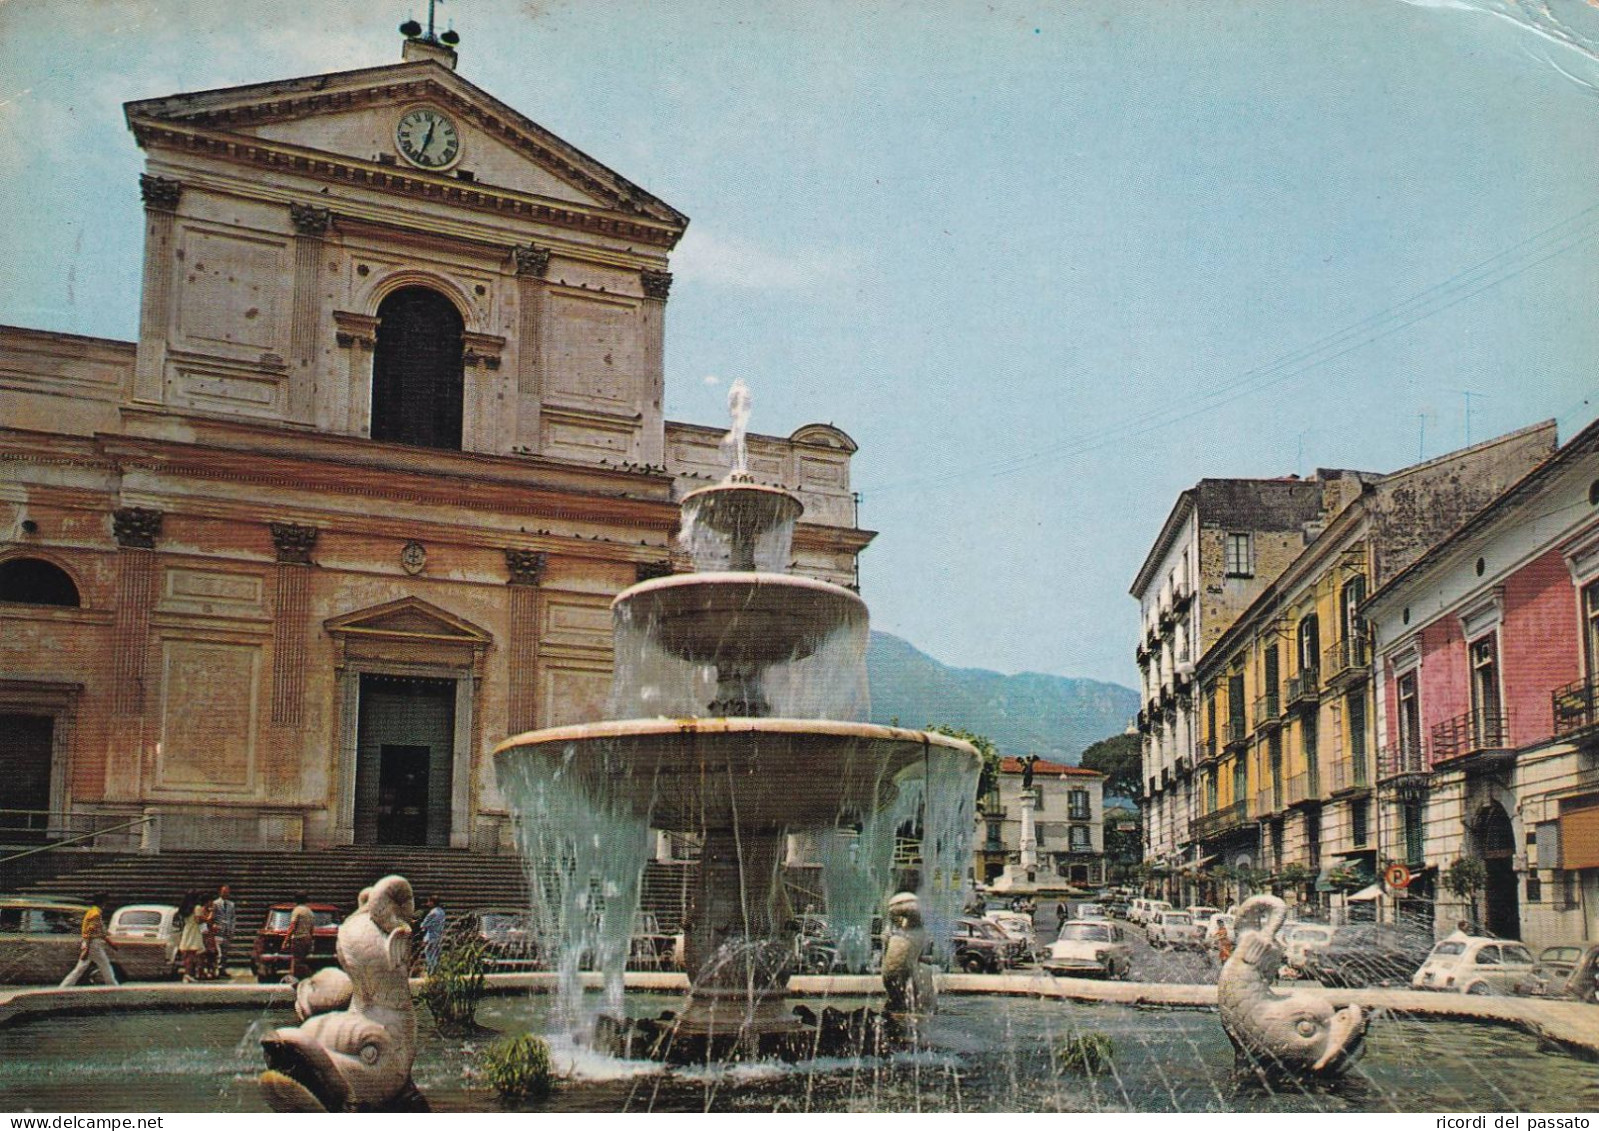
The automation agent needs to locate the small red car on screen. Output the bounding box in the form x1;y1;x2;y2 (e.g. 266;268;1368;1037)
250;903;342;983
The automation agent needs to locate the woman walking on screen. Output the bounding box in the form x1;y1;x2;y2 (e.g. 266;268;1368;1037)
176;891;208;982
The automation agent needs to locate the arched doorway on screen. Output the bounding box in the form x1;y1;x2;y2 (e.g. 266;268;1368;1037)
1474;802;1519;939
0;557;80;607
370;286;465;450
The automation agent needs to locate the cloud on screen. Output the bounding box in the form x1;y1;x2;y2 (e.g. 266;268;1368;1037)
702;374;722;386
671;227;862;292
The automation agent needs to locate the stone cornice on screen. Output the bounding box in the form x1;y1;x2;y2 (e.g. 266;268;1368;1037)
129;117;682;249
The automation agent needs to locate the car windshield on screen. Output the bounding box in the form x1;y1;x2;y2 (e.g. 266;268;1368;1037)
1540;946;1582;963
1431;941;1467;957
1058;924;1111;942
1503;945;1534;964
265;908;339;930
969;921;1007;940
116;910;165;931
1163;913;1191;925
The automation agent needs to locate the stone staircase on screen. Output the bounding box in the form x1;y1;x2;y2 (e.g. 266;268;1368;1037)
2;846;696;969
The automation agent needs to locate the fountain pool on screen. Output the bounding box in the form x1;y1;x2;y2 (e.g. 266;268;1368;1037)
1;993;1593;1112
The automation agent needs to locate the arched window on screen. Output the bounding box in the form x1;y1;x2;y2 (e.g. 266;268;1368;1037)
0;558;80;607
371;287;465;451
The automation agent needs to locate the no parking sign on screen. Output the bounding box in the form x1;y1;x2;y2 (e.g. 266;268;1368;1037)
1383;862;1412;890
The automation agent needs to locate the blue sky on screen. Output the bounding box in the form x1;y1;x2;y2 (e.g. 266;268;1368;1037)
2;0;1596;688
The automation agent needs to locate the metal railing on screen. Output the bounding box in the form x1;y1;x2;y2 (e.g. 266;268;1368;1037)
1286;768;1322;806
1253;694;1281;728
1429;710;1509;763
1285;670;1320;710
1191;799;1249;841
1377;741;1432;799
1255;783;1283;819
1329;755;1370;794
1196;736;1216;765
1224;717;1250;749
1323;635;1371;685
0;809;160;865
1552;677;1599;737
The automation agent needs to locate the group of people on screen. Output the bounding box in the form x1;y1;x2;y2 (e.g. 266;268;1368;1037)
175;885;237;981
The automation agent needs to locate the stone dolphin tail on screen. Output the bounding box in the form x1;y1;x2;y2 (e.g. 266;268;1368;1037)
880;892;937;1016
1217;894;1366;1079
259;874;427;1112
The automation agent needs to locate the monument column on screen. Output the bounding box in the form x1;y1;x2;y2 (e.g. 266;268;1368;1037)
638;269;671;467
269;523;318;727
513;244;550;455
287;204;332;425
132;176;182;404
504;549;546;735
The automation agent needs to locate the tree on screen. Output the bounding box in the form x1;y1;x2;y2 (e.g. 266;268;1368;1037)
1079;732;1141;801
926;724;1000;802
1444;856;1488;929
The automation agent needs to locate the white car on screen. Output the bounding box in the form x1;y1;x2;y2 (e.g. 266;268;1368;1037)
1185;905;1220;925
1131;899;1172;926
1148;910;1204;950
1073;902;1110;922
984;911;1039;961
106;903;181;972
1412;937;1540;995
1282;923;1335;972
1043;920;1132;979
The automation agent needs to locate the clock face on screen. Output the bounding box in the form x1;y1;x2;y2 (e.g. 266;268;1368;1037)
395;107;461;170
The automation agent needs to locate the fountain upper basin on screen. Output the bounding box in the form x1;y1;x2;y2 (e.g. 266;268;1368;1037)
613;572;866;667
493;719;976;829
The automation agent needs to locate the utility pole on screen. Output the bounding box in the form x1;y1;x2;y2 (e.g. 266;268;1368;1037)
1462;390;1487;447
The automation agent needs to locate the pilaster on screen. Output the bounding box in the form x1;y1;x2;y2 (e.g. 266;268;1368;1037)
639;269;671;466
111;507;163;718
332;310;379;435
505;549;545;734
287;204;333;425
269;522;318;726
132;176;182;405
513;243;550;455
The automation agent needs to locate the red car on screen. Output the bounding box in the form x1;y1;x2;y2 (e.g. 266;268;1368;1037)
250;903;343;982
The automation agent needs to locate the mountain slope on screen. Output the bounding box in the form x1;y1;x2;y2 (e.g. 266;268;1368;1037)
866;632;1138;763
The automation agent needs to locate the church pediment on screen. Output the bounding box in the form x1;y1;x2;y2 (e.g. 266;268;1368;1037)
324;596;493;646
124;60;686;233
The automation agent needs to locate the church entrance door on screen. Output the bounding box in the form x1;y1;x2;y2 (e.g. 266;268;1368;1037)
354;675;456;847
0;714;54;841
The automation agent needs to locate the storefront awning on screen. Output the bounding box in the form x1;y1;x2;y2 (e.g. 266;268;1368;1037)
1316;857;1377;893
1347;882;1384;901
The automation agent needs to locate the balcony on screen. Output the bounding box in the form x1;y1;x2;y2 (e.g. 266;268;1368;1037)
1286;767;1323;808
1196;735;1217;766
1172;584;1194;615
1285;670;1320;712
1191;799;1250;841
1224;717;1250;750
1255;783;1284;819
1136;709;1151;735
1553;677;1599;739
1329;755;1371;796
1322;635;1371;689
1377;741;1432;800
1430;710;1512;772
1253;693;1282;730
1135;643;1150;667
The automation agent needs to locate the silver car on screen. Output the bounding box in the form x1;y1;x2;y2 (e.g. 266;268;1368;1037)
1043;920;1132;979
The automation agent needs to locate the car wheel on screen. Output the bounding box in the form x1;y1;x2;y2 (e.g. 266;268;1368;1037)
1467;982;1493;996
961;953;986;974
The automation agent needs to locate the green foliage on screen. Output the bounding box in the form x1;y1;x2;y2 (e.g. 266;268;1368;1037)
926;724;1001;801
480;1033;555;1101
418;937;488;1033
1054;1033;1116;1075
1323;863;1366;892
1275;862;1314;890
1079;732;1143;801
1444;856;1488;898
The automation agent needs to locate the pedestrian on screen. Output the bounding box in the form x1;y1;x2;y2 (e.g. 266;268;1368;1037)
59;892;120;987
1446;918;1471;941
420;895;447;974
1213;921;1233;964
281;892;316;983
176;891;207;981
212;884;236;978
200;896;220;979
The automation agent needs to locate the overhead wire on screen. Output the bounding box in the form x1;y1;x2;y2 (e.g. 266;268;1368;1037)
863;201;1599;499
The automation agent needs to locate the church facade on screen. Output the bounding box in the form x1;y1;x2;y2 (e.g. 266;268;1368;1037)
0;35;868;855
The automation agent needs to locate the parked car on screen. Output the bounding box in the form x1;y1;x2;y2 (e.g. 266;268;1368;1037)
0;896;175;984
1073;902;1110;922
1412;937;1540;995
1282;922;1335;973
1148;910;1204;950
106;903;182;978
1105;897;1131;919
250;902;342;982
788;913;884;974
447;907;540;970
1131;898;1172;926
984;910;1040;961
1299;923;1434;988
1185;905;1220;925
1042;920;1132;979
1529;943;1599;1002
949;916;1021;973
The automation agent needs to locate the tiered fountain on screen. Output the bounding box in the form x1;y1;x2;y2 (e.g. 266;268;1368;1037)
493;381;979;1062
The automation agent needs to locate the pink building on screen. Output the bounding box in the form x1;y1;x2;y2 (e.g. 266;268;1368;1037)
1367;418;1599;947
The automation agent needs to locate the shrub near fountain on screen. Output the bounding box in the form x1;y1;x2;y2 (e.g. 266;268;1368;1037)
493;381;979;1062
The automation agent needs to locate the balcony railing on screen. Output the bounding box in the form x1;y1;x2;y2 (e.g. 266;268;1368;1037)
1377;741;1432;798
1329;755;1371;795
1285;670;1320;711
1286;767;1323;807
1323;635;1371;687
1191;799;1250;841
1253;693;1281;729
1430;710;1510;765
1553;677;1599;738
1196;736;1217;766
1255;783;1284;819
1224;717;1250;750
